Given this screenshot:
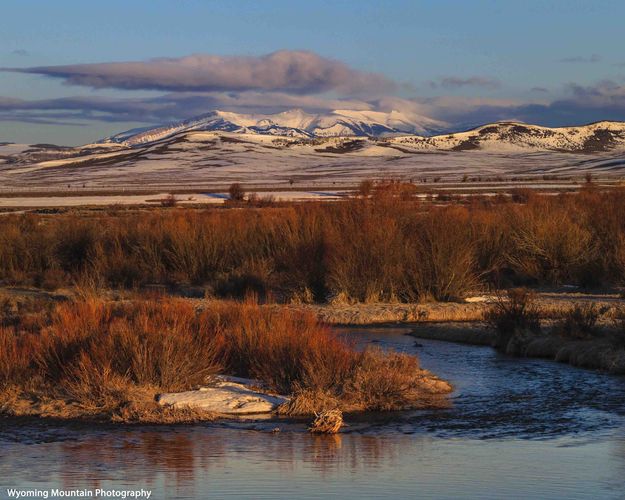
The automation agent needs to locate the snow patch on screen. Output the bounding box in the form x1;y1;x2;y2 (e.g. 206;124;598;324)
156;376;288;415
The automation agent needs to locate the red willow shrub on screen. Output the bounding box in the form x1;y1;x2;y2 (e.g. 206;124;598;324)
0;298;442;413
0;187;623;301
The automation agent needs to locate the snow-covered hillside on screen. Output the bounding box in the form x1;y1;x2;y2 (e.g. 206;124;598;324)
104;109;448;145
3;117;625;191
101;110;625;155
390;121;625;153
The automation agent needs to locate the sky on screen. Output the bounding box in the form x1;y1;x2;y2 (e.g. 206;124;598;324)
1;0;624;145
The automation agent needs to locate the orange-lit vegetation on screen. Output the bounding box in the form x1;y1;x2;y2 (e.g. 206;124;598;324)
0;186;624;302
0;298;449;420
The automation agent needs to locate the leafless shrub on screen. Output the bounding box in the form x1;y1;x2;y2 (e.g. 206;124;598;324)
554;303;605;340
484;288;541;349
228;183;246;202
0;188;623;300
160;193;178;207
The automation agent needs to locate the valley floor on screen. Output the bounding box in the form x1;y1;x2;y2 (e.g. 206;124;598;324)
0;179;621;210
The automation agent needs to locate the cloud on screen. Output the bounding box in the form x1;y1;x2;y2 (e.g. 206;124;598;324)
559;54;601;64
0;112;85;126
429;76;500;89
557;80;625;111
418;81;625;127
0;91;376;125
6;50;394;95
2;77;625;133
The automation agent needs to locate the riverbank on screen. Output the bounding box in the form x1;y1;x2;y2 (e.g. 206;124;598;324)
2;288;624;424
409;322;625;374
285;291;624;325
0;298;452;424
4;329;625;499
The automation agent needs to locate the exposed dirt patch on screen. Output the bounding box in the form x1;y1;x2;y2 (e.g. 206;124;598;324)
315;140;365;154
580;129;623;153
451;137;481;151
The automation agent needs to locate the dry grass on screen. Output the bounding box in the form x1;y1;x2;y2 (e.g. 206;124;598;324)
1;187;624;302
111;400;218;424
308;409;343;434
0;297;450;420
277;387;341;416
484;288;541;350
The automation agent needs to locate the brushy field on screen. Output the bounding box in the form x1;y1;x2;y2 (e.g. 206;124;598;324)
0;184;624;303
0;298;450;422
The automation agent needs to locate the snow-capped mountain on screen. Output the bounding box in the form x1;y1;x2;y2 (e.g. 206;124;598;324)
4;119;625;191
104;109;448;145
390;120;625;153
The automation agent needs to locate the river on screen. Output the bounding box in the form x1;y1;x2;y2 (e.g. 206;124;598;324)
1;327;624;499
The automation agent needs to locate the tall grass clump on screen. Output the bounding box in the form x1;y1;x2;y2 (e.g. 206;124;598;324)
34;299;225;410
0;298;450;419
207;302;354;393
484;288;541;350
553;303;606;340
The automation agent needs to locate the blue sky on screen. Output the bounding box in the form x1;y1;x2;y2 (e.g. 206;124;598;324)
1;0;624;144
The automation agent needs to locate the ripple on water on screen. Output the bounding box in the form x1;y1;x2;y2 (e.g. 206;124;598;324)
335;327;625;439
1;327;624;499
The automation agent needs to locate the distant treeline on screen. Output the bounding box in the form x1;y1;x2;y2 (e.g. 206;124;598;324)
1;185;624;302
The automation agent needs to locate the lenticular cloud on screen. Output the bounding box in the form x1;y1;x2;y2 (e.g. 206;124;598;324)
11;50;394;95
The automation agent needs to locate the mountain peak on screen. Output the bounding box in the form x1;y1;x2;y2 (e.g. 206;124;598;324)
105;108;449;145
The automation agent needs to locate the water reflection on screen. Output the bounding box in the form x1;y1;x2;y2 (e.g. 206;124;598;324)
0;426;417;494
2;328;625;498
2;423;624;499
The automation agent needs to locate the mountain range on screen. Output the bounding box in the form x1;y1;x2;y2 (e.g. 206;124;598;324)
105;109;448;145
2;110;625;190
100;109;625;154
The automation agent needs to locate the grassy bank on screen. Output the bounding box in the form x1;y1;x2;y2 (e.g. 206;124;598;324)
283;292;624;324
408;289;625;374
0;185;624;303
0;298;450;423
483;290;625;373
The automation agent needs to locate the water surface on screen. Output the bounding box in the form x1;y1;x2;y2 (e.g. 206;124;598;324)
1;327;624;499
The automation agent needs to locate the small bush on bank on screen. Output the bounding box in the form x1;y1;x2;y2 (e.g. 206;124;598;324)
228;183;246;202
343;347;432;411
554;304;605;340
484;288;541;350
160;194;178;207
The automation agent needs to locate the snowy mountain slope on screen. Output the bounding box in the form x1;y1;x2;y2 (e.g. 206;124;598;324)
101;109;625;154
3;129;625;192
389;121;625;153
3;117;625;191
104;109;448;145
